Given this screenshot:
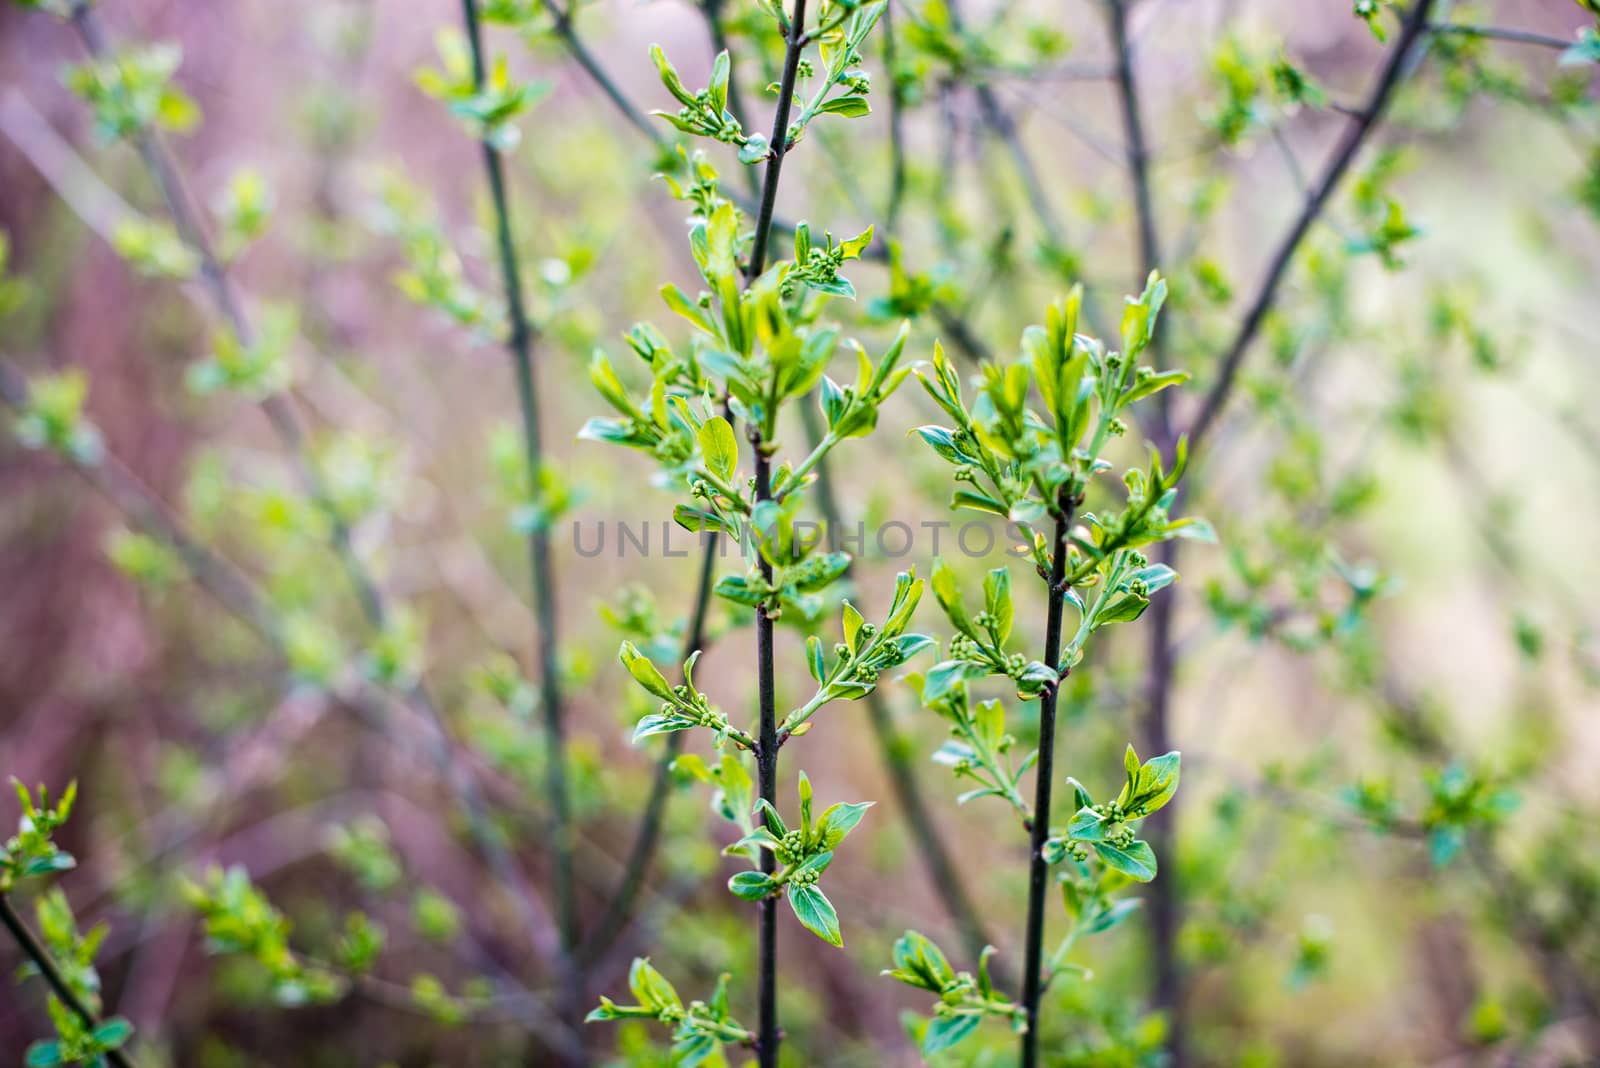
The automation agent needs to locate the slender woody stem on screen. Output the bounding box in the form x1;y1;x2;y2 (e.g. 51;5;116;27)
1019;503;1073;1068
0;893;138;1068
747;8;806;1062
752;437;781;1068
1106;0;1167;440
1428;22;1576;51
1103;1;1189;1053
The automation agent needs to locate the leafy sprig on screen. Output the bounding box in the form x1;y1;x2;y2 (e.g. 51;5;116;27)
724;773;869;946
587;959;752;1067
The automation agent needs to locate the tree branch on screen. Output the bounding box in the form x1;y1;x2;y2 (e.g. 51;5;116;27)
1187;0;1438;450
458;0;581;1018
1428;22;1578;51
0;893;138;1068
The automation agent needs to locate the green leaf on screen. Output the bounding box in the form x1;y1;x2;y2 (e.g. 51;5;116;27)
929;558;973;636
1083;897;1143;935
817;95;871;117
632;713;693;742
983;567;1013;644
842;600;864;653
729;870;777;901
1065;807;1107;842
1096;593;1150;625
1561;28;1600;67
1094;839;1157;882
805;635;826;682
887;930;955;992
787;883;842;946
816;801;871;850
706;50;730;114
922;1012;981;1055
1119;750;1181;816
91;1017;134;1049
629;957;682;1013
673;1033;718;1068
921;659;989;703
697;415;738;482
619;641;674;700
1122;368;1190;406
715;575;766;607
1168;516;1217;543
24;1042;63;1068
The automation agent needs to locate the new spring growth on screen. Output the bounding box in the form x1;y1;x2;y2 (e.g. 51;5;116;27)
620;643;756;751
890;278;1206;1056
1;780;78;892
725;773;871;947
883;931;1026;1056
586;960;752;1065
1043;746;1182;882
648;2;884;164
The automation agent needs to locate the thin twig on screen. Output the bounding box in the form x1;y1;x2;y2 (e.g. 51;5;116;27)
747;3;808;1062
1187;0;1439;450
543;0;666;147
1106;0;1166;436
1103;4;1190;1056
882;0;907;232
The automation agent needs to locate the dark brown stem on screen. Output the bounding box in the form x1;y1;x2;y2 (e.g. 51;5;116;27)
1106;0;1168;440
752;431;780;1068
1019;502;1073;1068
0;893;138;1068
745;3;806;1063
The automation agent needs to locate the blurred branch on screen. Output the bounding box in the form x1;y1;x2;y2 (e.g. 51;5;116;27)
1103;3;1190;1057
1429;23;1579;51
0;363;278;640
580;534;721;966
1187;0;1439;450
0;90;136;244
47;0;569;980
542;0;667;147
945;0;1067;251
1143;7;1439;1063
458;0;581;1020
882;0;907;231
1106;0;1165;431
0;355;565;982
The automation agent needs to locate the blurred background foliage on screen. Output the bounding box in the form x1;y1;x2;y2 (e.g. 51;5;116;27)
0;0;1598;1065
